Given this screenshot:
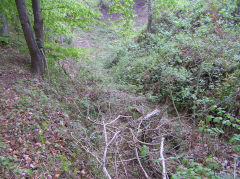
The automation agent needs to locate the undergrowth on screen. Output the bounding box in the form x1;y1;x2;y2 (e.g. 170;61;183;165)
1;0;240;178
107;0;240;142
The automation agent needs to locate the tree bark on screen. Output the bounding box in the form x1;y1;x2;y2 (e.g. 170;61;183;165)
0;13;8;35
15;0;44;77
236;0;240;15
32;0;44;49
0;0;8;36
147;0;153;33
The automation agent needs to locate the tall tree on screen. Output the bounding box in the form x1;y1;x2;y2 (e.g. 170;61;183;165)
32;0;46;70
0;0;8;36
0;14;8;36
15;0;45;77
32;0;44;50
236;0;240;15
147;0;153;33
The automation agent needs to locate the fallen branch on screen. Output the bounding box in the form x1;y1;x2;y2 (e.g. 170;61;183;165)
135;147;150;179
130;128;161;146
87;115;131;126
160;136;167;179
130;127;150;179
103;121;121;179
169;87;182;130
106;115;131;125
234;156;239;179
70;132;102;165
130;109;160;129
119;154;128;178
135;109;160;123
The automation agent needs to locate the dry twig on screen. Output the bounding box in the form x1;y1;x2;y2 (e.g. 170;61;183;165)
102;120;121;179
135;147;150;179
160;136;167;179
70;132;102;165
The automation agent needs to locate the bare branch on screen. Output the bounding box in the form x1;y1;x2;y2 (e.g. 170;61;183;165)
119;154;129;178
160;136;167;179
108;131;120;146
169;87;182;130
70;132;102;165
102;121;121;179
106;115;131;125
135;109;161;123
130;128;161;146
135;147;150;179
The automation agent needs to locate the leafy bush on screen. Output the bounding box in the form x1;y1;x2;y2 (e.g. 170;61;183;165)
107;0;240;134
172;158;220;179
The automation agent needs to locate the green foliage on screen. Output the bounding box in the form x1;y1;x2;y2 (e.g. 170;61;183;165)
41;0;101;39
109;0;240;105
140;145;149;156
155;0;178;10
109;0;136;38
106;0;240;147
0;135;8;149
198;104;240;152
45;42;86;61
230;134;240;152
0;1;18;24
172;159;220;179
57;154;72;173
0;35;11;46
0;156;22;176
0;0;101;69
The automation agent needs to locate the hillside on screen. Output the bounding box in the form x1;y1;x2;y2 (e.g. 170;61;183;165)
1;0;240;178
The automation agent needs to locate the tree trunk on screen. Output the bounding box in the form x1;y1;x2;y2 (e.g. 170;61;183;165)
0;13;8;35
15;0;44;77
147;0;153;33
237;0;240;15
32;0;44;49
0;0;8;36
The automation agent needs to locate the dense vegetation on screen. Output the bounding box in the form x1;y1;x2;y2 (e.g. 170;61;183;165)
109;0;240;142
0;0;240;178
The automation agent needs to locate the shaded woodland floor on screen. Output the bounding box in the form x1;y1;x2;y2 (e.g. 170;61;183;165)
0;47;95;178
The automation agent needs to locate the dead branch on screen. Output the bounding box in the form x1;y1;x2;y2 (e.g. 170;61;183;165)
119;154;129;178
87;115;131;126
130;128;161;146
169;87;182;130
234;156;239;179
135;109;160;123
130;125;150;179
103;121;121;179
70;132;102;165
135;147;150;179
106;115;131;125
102;122;111;179
160;136;167;179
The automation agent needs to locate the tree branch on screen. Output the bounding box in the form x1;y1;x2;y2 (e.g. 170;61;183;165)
160;136;167;179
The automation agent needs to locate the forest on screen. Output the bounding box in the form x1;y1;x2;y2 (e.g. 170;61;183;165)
0;0;240;178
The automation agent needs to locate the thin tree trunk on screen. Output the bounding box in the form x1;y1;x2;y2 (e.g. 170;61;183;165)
0;0;8;36
15;0;44;77
237;0;240;15
147;0;153;33
32;0;44;49
0;13;8;35
32;0;47;70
